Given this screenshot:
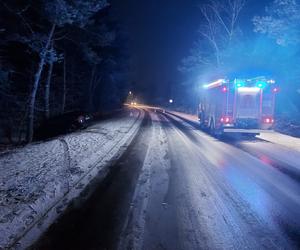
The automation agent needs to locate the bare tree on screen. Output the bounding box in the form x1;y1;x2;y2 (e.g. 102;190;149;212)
27;23;56;142
61;52;67;113
210;0;245;42
27;0;108;142
198;0;245;67
44;41;56;119
200;4;222;67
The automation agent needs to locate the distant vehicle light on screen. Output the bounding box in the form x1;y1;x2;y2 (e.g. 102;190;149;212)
272;87;279;93
169;99;173;103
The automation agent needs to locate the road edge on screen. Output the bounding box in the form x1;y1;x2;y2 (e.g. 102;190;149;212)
9;109;145;250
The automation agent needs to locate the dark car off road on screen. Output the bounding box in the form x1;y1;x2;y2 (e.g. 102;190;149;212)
34;111;91;141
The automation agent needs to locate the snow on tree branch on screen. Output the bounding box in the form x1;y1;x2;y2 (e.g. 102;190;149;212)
253;0;300;46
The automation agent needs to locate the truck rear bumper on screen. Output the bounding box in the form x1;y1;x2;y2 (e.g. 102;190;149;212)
223;128;274;134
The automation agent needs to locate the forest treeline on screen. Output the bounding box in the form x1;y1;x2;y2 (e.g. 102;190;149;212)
0;0;130;143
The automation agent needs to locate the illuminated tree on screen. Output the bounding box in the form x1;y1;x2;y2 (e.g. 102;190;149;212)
253;0;300;46
180;0;246;74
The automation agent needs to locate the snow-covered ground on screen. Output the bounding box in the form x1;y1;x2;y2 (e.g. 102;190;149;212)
275;117;300;138
258;132;300;153
166;110;198;123
0;108;143;250
166;110;300;153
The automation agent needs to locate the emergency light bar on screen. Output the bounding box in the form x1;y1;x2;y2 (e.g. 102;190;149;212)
203;79;226;89
203;77;275;90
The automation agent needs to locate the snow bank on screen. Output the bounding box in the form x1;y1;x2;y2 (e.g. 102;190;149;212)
166;110;198;123
258;132;300;153
0;109;143;249
166;109;300;152
275;116;300;138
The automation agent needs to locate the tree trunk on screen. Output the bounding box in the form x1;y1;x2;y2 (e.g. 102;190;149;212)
27;24;56;143
211;40;221;68
45;42;54;119
61;53;66;113
88;65;96;111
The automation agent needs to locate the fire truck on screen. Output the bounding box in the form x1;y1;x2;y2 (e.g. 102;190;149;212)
198;77;279;136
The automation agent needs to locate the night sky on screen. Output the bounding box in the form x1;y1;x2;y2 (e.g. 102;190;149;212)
110;0;271;101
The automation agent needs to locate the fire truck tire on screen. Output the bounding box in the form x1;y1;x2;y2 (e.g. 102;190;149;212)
199;122;206;130
209;119;216;135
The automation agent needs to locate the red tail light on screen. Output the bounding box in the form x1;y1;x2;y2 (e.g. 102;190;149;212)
221;86;228;92
220;116;231;124
263;117;274;124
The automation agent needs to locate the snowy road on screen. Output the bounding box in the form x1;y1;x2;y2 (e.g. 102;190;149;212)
33;108;300;250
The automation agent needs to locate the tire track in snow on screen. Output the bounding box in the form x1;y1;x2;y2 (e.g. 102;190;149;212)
59;138;71;169
118;111;169;250
58;138;71;193
117;111;154;250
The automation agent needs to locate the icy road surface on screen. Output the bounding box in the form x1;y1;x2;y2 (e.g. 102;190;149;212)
33;108;300;250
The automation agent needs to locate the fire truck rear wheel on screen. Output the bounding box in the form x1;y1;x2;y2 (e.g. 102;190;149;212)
209;120;216;135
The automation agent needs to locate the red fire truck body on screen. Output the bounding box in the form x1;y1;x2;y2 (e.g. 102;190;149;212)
198;77;278;135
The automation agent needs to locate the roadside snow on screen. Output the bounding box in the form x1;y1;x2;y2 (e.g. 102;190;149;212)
0;109;143;250
166;110;300;152
239;140;300;173
258;132;300;153
166;110;198;123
